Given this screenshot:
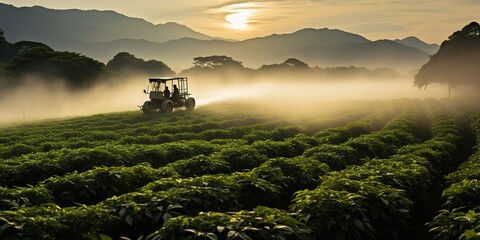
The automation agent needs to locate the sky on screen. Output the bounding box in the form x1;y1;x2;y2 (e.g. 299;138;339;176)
2;0;480;43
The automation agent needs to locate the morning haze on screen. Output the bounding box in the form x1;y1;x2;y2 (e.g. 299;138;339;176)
0;1;476;121
1;1;480;240
1;1;479;123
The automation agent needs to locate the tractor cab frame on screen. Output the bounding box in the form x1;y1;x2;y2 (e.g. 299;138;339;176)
140;77;195;113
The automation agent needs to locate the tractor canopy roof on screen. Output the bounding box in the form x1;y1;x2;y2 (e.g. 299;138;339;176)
149;77;187;83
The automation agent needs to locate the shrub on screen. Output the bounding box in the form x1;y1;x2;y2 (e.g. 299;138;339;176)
251;140;296;158
42;163;162;206
0;186;53;210
443;180;480;209
215;145;267;171
153;206;311;240
291;189;374;240
428;208;480;240
0;143;35;159
318;178;412;239
253;157;329;194
303;144;359;170
167;155;231;177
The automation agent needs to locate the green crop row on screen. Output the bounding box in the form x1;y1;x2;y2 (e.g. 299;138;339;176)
0;134;327;210
0;120;289;159
0;142;268;208
0;108;395;208
0;102;378;159
151;206;310;240
0;147;330;239
0;170;285;239
429;113;480;240
133;109;442;240
304;109;421;170
0;163;173;209
249;106;403;159
288;112;460;240
0;103;403;210
0;140;219;187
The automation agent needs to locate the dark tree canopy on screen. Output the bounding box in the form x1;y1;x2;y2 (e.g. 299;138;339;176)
258;58;310;73
1;41;50;63
7;45;105;88
180;55;251;79
192;55;244;69
0;28;10;63
106;52;175;76
414;22;480;89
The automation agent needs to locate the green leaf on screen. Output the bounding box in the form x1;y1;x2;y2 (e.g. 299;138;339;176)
125;215;134;226
238;232;252;240
163;213;172;223
151;212;163;225
99;234;113;240
84;234;113;240
119;208;126;217
167;204;183;211
273;225;293;233
227;230;236;238
184;229;197;234
242;226;259;231
463;230;477;239
354;220;364;230
206;233;219;240
217;226;225;233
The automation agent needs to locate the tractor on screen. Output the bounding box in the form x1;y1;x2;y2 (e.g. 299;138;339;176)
140;77;195;113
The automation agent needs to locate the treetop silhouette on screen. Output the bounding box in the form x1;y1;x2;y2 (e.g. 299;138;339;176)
414;22;480;94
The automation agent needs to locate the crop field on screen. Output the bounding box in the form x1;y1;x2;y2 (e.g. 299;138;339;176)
0;99;479;240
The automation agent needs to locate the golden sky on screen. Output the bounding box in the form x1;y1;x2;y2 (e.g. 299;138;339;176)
2;0;480;43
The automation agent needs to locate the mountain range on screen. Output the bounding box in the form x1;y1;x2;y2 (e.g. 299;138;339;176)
0;3;439;72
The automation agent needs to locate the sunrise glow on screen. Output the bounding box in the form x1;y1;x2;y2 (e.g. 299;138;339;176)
225;10;252;30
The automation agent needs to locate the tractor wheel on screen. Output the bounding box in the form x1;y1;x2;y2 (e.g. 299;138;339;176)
161;100;173;113
142;101;157;113
185;97;196;111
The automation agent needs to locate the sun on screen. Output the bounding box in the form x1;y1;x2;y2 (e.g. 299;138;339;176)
225;10;252;30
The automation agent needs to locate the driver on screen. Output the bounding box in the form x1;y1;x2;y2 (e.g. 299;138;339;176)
172;84;180;102
164;86;171;99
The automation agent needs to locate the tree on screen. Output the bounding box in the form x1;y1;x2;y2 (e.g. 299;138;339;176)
2;41;50;63
283;58;310;69
7;45;105;88
414;22;480;94
258;58;310;73
106;52;175;76
0;28;11;63
192;55;244;69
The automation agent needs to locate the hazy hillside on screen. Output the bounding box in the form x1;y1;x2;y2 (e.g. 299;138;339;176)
395;36;440;55
0;3;432;71
72;28;429;71
0;3;214;45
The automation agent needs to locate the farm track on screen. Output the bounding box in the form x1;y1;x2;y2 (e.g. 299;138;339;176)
0;99;479;240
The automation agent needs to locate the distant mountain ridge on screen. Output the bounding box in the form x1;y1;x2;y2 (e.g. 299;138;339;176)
394;36;440;55
0;3;215;44
0;3;436;71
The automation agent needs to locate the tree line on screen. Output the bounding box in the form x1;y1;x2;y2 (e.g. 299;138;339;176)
0;29;174;89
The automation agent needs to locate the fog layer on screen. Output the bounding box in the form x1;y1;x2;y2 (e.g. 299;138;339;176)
0;75;460;124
